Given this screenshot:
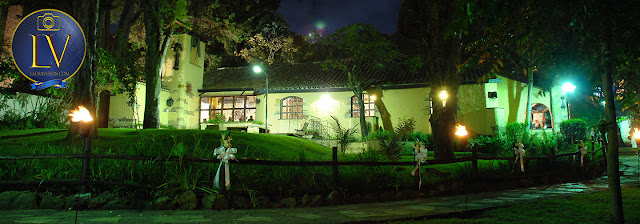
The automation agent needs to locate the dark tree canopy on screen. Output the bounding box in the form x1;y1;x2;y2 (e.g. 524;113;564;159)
323;24;399;138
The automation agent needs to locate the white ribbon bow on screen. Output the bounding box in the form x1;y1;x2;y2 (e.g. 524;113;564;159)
414;146;428;164
214;146;237;190
411;142;428;190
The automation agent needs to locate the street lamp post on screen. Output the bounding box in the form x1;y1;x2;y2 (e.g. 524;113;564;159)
253;66;269;133
562;83;576;119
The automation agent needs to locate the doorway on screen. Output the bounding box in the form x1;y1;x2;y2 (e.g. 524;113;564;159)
98;90;112;128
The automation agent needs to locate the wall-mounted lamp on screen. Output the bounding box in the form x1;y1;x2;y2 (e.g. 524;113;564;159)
166;98;174;107
439;90;448;107
173;43;182;70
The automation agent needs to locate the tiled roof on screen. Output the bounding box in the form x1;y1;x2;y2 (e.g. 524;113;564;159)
201;62;487;92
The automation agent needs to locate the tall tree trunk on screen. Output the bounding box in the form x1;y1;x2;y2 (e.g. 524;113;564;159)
550;89;556;132
98;0;112;50
142;0;162;129
354;86;368;139
423;0;461;160
0;2;9;48
430;84;458;160
112;0;140;58
601;14;624;224
525;68;534;129
68;0;100;138
366;86;393;131
142;0;173;129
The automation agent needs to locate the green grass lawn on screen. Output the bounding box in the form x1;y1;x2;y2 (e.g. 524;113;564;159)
0;128;334;161
0;128;592;197
0;128;66;138
0;128;551;181
401;187;640;224
0;128;471;162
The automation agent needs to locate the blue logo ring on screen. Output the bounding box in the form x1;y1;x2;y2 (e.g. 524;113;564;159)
10;9;86;90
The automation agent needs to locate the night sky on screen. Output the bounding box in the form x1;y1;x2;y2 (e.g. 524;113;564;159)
277;0;403;36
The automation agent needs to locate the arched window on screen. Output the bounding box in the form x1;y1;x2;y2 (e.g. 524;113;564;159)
530;103;552;130
281;96;303;119
351;93;375;117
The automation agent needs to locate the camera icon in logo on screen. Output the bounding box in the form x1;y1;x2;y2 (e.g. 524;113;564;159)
37;13;60;31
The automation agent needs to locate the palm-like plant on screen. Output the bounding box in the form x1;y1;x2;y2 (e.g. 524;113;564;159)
331;116;359;156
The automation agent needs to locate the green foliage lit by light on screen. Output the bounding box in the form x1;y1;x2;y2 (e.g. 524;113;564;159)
559;118;588;144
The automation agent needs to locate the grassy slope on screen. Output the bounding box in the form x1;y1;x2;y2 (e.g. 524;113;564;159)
0;128;471;161
0;128;333;161
405;187;640;224
0;129;520;185
0;128;66;137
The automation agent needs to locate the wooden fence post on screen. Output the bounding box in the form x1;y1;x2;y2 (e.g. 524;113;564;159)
599;129;607;166
601;138;607;167
472;146;478;175
576;151;581;168
332;147;339;189
551;146;556;167
80;136;92;194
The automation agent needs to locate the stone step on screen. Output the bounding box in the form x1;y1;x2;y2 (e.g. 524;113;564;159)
619;147;638;156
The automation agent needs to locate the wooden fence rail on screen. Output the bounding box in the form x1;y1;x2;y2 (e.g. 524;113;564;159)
0;145;606;192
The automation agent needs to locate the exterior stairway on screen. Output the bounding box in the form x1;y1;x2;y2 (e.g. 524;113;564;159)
619;146;638;156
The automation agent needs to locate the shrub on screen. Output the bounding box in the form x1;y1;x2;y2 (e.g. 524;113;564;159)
395;117;415;140
331;116;358;155
0;93;70;130
379;137;403;161
366;130;393;142
469;135;504;155
528;131;559;156
384;118;416;161
407;131;432;148
502;122;532;152
364;118;416;161
504;122;528;141
559;119;588;144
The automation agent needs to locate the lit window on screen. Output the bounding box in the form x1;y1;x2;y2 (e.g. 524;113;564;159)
281;96;303;119
351;93;375;117
200;96;257;122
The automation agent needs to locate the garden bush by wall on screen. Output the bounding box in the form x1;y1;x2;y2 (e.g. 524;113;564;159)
560;119;588;144
0;93;70;130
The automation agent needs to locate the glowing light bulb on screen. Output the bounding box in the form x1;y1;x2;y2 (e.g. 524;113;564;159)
439;90;448;107
439;90;448;100
252;66;262;73
562;83;576;93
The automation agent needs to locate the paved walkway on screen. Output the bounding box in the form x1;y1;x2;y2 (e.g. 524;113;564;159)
1;155;638;224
